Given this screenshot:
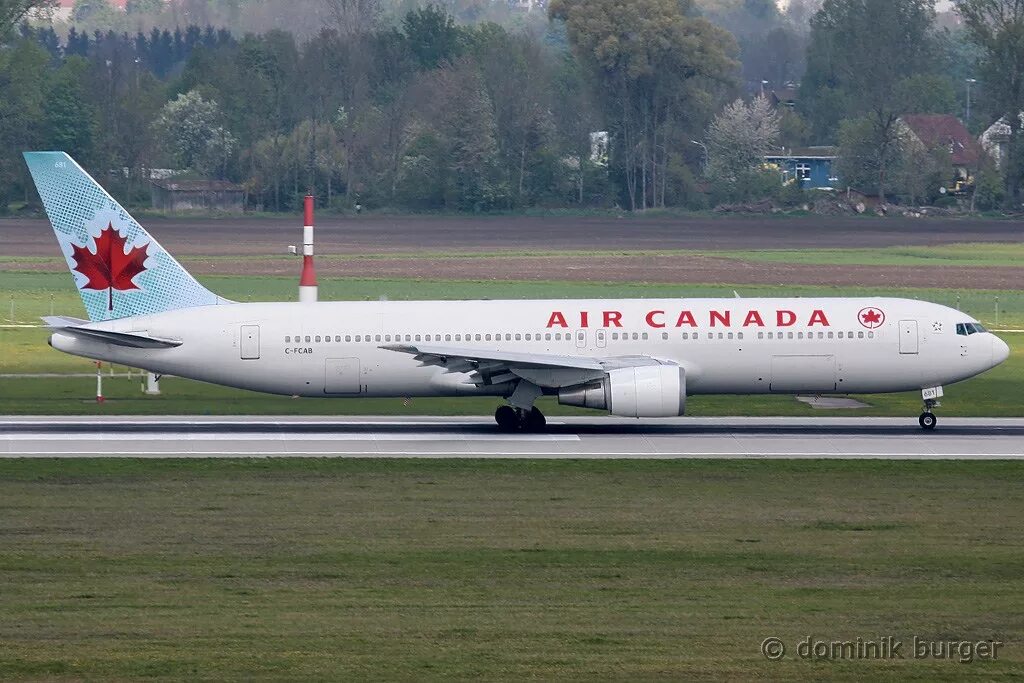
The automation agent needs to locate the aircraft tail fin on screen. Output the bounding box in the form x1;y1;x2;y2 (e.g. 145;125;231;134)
23;151;228;322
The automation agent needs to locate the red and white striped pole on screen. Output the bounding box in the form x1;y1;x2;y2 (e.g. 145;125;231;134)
95;361;104;403
299;194;318;303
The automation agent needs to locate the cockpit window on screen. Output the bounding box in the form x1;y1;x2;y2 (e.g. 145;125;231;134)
956;322;988;336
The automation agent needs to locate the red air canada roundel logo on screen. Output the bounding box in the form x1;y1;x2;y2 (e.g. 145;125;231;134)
858;307;885;329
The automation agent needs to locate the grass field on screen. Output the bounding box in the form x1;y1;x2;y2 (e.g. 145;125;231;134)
5;241;1023;267
1;271;1020;416
0;459;1019;680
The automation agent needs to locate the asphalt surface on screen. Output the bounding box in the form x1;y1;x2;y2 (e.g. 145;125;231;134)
3;214;1023;256
3;416;1023;458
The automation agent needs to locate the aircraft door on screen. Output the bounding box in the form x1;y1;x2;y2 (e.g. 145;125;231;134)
576;330;587;348
596;329;607;348
899;320;919;354
240;325;260;360
325;358;361;394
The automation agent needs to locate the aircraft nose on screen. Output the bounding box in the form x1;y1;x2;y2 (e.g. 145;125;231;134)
992;335;1010;366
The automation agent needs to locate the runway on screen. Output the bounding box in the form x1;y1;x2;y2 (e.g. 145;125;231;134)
2;416;1024;458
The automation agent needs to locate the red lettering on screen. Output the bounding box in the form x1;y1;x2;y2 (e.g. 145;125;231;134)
710;310;731;327
776;310;797;327
603;311;623;328
808;309;830;326
546;311;568;328
580;311;589;328
645;310;665;328
742;310;765;327
675;310;697;327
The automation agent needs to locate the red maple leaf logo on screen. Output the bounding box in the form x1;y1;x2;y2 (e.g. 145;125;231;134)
71;224;149;311
858;307;885;329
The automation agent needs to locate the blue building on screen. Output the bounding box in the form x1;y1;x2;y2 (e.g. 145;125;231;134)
764;146;839;189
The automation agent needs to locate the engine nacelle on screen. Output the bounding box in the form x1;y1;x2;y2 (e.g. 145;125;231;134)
558;365;686;417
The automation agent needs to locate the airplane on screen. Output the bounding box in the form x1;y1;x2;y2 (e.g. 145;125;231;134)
24;151;1010;431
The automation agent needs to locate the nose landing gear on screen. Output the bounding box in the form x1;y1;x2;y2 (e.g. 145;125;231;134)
918;387;943;430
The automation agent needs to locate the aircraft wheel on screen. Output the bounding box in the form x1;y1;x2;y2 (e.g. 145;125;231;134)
524;407;547;432
918;412;937;430
495;405;519;431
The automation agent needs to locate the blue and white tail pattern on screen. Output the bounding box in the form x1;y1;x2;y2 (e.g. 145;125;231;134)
23;152;227;321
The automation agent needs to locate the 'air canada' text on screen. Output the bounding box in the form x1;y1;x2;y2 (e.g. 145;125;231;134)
545;309;832;329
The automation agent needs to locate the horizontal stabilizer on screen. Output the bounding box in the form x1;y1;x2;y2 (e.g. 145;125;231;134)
43;317;182;349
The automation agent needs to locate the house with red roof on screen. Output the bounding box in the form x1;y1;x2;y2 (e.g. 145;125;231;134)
898;114;986;190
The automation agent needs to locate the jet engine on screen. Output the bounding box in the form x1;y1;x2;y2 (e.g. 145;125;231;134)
558;365;686;417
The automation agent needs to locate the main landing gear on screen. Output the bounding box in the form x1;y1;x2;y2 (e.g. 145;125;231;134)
495;405;546;432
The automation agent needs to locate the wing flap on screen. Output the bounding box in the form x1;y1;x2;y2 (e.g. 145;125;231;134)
380;343;669;389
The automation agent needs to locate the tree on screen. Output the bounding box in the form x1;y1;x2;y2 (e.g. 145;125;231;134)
152;90;236;177
549;0;738;210
43;57;96;164
0;0;52;37
402;4;464;70
956;0;1024;201
801;0;939;200
0;38;48;210
706;96;781;199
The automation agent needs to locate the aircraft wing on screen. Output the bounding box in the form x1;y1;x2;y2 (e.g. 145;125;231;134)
380;343;671;388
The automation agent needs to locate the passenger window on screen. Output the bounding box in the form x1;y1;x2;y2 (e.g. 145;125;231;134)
718;332;724;340
728;332;734;340
738;332;743;340
506;334;512;341
515;333;522;341
346;335;352;342
476;334;482;341
837;332;843;339
818;332;824;339
385;335;391;342
355;335;361;342
708;333;714;339
662;332;669;340
554;333;561;340
797;332;803;339
285;336;291;343
545;333;551;341
415;334;421;341
642;332;648;340
445;334;452;341
868;331;874;338
682;332;689;340
335;335;341;342
455;334;461;342
315;335;321;342
757;332;764;340
525;334;531;341
858;331;864;339
827;332;834;339
375;335;381;342
485;334;491;341
612;332;618;340
305;336;311;343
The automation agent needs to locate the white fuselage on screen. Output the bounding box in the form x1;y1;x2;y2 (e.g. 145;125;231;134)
49;297;1007;401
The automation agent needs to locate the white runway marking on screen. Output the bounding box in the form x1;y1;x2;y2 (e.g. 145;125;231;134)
3;432;578;442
